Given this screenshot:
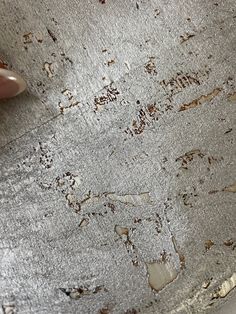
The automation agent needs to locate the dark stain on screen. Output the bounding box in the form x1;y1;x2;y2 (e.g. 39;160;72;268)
224;128;232;134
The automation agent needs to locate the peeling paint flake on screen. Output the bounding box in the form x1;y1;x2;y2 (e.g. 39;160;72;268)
146;261;178;292
179;88;221;111
228;92;236;102
214;273;236;298
43;62;54;78
223;182;236;193
115;225;129;236
107;192;151;206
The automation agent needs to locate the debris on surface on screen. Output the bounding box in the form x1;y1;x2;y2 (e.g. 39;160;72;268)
79;218;89;227
205;240;214;251
94;84;120;110
115;225;129;236
107;59;115;66
179;88;221;111
47;28;57;42
227;92;236;102
224;239;234;247
2;304;15;314
23;32;33;44
176;149;204;169
213;273;236;298
146;261;178;292
43;62;54;78
180;32;195;43
144;57;157;75
60;286;106;299
223;182;236;193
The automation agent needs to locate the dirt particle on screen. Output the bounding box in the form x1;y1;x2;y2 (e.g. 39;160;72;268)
47;28;57;42
144;57;157;75
180;33;195;43
154;9;160;17
107;59;115;66
43;62;54;78
23;32;33;44
99;0;106;3
224;239;234;247
205;240;214;251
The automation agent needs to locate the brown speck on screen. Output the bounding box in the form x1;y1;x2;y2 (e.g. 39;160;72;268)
205;240;214;251
180;33;195;43
107;59;115;66
136;3;139;9
224;239;234;247
179;88;221;111
202;279;212;289
47;28;57;42
154;9;160;17
144;57;157;75
208;190;219;194
147;104;158;116
23;32;33;44
102;48;107;53
99;0;106;3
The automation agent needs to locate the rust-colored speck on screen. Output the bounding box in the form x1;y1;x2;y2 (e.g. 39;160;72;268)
179;88;221;111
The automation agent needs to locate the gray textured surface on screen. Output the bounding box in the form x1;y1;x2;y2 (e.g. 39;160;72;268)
0;0;236;313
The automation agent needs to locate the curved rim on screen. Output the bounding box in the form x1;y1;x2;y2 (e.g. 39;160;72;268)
0;68;27;95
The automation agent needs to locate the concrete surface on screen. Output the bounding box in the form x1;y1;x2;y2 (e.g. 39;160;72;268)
0;0;236;313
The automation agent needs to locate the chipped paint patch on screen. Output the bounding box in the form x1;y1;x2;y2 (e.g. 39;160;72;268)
115;225;129;236
107;192;152;206
79;218;89;227
214;273;236;298
223;182;236;193
179;88;221;111
43;62;54;78
2;304;15;314
228;92;236;102
146;261;178;292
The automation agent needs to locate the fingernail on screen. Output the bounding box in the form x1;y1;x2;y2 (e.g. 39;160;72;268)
0;68;27;99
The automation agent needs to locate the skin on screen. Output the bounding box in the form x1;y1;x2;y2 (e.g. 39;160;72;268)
0;62;26;99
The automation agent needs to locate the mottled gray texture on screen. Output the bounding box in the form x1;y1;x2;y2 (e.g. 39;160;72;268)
0;0;236;313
